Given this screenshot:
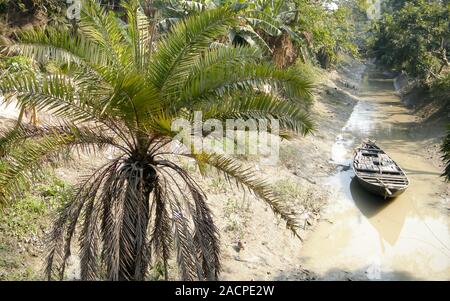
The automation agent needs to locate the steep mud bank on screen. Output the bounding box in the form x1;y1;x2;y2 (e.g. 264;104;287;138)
394;73;449;121
393;73;449;174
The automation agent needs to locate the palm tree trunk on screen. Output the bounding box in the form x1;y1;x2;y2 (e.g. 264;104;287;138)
118;190;150;280
118;163;156;281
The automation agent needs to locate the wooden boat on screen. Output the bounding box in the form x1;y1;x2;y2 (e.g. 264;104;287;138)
352;140;409;198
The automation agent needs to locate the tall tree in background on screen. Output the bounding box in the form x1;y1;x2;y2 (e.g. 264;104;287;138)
368;0;449;82
153;0;358;68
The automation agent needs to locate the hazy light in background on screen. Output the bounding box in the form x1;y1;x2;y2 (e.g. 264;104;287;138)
367;0;382;20
323;0;382;19
324;1;339;11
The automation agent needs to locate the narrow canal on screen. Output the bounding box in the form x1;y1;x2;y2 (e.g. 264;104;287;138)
299;65;450;280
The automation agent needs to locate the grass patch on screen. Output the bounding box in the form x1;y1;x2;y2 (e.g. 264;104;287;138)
294;60;325;85
273;178;314;205
0;173;71;239
279;143;301;170
0;171;72;280
273;178;323;229
223;197;250;240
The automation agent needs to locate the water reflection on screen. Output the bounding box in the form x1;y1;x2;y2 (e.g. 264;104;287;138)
350;177;408;246
350;177;388;218
326;169;407;247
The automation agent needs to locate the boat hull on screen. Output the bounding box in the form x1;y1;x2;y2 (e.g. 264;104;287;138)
355;176;406;198
352;141;409;199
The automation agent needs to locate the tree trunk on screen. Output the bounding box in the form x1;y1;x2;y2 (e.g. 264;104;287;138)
118;163;156;281
272;32;297;68
437;48;449;75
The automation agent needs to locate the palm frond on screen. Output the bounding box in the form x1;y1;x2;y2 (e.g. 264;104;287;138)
181;62;314;107
194;153;301;238
200;92;314;135
0;72;107;123
187;46;263;83
152;159;216;278
46;159;123;280
78;0;127;66
79;191;101;280
0;122;116;156
46;157;155;281
9;26;109;69
150;182;173;280
164;46;263;107
121;0;152;71
148;7;238;96
0;128;112;208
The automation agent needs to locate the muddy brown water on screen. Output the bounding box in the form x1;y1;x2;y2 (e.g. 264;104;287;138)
299;66;450;280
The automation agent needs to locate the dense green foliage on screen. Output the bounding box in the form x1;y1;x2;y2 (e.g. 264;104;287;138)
368;0;449;81
0;0;64;21
0;172;70;238
0;0;313;280
0;1;361;69
0;0;60;12
367;0;450;179
154;0;359;68
431;72;450;100
294;0;359;68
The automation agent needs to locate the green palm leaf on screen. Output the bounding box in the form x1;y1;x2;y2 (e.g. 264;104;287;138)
148;7;238;94
0;126;113;207
195;153;301;238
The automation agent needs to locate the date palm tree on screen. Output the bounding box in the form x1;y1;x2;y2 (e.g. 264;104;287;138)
0;0;313;280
